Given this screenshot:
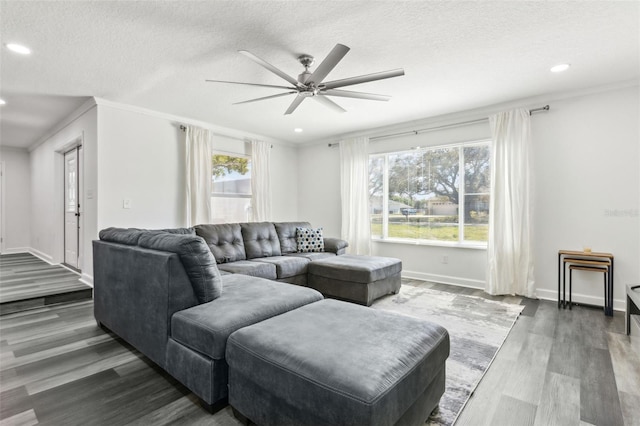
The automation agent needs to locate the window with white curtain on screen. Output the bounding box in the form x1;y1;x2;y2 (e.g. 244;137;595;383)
369;140;490;245
210;152;253;223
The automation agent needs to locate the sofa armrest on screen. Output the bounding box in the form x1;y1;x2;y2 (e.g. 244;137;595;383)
323;237;349;255
93;240;199;367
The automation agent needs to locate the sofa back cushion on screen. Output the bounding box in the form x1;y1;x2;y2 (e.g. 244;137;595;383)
138;232;222;303
241;222;282;259
195;224;246;264
99;227;195;246
274;222;312;254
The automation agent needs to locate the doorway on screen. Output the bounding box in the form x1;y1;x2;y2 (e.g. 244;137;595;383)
63;147;81;270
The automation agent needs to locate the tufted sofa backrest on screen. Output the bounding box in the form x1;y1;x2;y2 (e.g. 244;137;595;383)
273;222;312;254
195;224;246;264
240;222;282;259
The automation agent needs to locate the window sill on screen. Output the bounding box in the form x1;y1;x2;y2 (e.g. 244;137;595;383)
371;237;487;250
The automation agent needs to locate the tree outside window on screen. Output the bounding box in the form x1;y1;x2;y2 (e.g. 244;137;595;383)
369;141;490;244
211;154;252;223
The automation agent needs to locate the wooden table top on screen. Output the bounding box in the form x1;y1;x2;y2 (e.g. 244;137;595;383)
559;250;614;258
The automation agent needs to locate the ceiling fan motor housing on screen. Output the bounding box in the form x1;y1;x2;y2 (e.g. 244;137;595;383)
297;54;315;85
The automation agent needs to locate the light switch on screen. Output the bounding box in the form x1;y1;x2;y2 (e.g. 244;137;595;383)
123;199;132;209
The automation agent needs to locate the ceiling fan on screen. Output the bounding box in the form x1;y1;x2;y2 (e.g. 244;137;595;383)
206;44;405;115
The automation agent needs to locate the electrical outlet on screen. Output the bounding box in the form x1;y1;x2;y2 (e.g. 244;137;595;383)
123;199;132;209
442;255;449;264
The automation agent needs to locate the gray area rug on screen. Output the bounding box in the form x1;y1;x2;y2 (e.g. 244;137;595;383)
372;283;524;425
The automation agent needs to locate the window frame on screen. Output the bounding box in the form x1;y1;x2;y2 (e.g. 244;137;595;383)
369;139;491;248
210;151;253;223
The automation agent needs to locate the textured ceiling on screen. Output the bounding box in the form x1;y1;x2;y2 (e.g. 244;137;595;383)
0;1;638;149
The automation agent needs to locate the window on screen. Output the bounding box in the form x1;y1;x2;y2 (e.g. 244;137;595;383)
369;141;490;245
211;153;252;223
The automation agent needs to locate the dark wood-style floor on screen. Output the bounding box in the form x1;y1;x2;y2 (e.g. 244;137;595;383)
0;253;92;315
0;280;638;425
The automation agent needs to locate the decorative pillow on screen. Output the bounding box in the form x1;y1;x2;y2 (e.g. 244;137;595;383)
296;227;325;253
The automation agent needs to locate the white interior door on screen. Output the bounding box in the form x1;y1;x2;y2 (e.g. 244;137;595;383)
64;149;79;268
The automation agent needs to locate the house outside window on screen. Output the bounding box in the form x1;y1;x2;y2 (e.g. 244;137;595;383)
211;153;252;223
369;140;490;245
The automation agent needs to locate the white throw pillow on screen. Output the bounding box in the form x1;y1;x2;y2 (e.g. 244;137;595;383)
296;227;325;253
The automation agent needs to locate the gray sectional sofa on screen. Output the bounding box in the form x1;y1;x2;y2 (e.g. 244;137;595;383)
93;222;448;425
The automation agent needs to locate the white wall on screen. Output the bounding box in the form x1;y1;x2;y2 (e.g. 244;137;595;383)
96;103;299;230
25;99;296;283
270;142;300;222
0;147;31;252
97;106;187;230
297;84;640;309
29;103;98;284
532;86;639;309
297;143;342;235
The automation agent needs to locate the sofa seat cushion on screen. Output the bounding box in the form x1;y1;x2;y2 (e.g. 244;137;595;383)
171;274;323;360
217;260;277;280
226;299;450;426
250;256;310;279
285;252;336;261
308;254;402;283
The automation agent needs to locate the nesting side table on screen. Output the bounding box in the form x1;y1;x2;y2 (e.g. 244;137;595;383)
558;250;614;316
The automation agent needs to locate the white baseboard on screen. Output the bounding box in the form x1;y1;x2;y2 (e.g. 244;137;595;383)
80;273;94;287
1;247;31;255
402;271;625;312
28;248;55;265
402;270;485;290
536;288;624;312
4;248;95;288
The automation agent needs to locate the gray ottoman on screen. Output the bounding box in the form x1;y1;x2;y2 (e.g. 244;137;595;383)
307;255;402;306
227;299;450;426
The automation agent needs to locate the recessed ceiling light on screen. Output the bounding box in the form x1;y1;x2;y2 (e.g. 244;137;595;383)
0;99;5;105
550;63;570;73
294;128;303;133
6;43;31;55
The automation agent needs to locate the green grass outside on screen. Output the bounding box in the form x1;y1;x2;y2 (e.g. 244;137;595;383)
371;222;488;242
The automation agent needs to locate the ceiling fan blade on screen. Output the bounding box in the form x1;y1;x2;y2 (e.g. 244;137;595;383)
285;95;306;115
307;43;350;84
314;95;346;113
234;91;297;105
239;50;302;88
205;79;296;90
322;89;390;101
321;69;405;90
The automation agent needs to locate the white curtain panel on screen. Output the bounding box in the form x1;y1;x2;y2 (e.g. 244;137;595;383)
486;108;536;297
185;126;213;227
250;140;272;221
339;137;372;255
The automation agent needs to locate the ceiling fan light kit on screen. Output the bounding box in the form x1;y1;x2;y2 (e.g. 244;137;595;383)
206;43;405;115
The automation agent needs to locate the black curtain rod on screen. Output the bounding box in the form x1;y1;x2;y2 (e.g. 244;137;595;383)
328;104;550;147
